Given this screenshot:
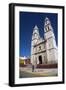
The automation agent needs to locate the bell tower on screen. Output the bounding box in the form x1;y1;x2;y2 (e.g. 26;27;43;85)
44;17;58;64
32;25;40;45
31;25;40;64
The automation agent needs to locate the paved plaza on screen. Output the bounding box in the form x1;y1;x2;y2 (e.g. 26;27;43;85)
19;66;58;78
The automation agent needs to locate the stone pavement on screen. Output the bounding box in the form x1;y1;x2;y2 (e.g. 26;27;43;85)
20;67;58;77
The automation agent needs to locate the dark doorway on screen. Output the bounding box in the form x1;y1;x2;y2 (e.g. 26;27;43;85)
39;56;42;64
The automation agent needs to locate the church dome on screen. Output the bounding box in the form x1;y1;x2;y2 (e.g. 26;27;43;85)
32;25;40;41
33;25;39;35
34;25;38;30
44;17;51;26
44;17;53;33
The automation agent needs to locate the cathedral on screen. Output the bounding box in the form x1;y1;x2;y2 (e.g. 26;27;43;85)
31;17;58;65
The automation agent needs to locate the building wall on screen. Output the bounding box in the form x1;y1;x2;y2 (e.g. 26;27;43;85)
31;18;58;65
46;49;58;64
31;37;58;65
33;42;46;54
44;30;58;64
31;42;47;65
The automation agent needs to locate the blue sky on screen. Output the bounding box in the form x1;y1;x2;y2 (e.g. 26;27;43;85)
19;12;58;57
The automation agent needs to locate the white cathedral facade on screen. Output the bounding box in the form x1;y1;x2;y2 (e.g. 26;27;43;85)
31;17;58;65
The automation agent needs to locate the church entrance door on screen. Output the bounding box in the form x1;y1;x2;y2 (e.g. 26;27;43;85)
39;56;42;64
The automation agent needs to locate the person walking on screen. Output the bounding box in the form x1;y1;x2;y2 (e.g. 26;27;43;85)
32;64;34;72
